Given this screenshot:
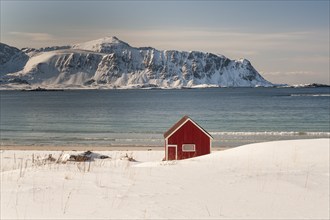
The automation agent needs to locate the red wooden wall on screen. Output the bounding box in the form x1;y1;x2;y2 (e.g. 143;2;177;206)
167;120;210;160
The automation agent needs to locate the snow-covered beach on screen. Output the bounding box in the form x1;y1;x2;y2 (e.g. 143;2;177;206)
1;138;329;219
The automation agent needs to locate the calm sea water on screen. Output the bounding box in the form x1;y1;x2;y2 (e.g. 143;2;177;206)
1;87;329;148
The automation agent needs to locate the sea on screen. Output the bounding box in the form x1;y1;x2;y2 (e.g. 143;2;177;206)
1;87;329;148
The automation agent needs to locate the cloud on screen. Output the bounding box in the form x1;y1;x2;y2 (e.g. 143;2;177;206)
261;71;315;76
118;28;312;45
101;28;328;57
223;50;259;56
260;70;329;85
286;56;330;64
10;32;55;41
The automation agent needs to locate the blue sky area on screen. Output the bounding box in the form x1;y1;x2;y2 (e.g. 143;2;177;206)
1;0;329;84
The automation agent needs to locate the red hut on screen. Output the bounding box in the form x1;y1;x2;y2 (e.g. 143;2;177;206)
164;116;213;160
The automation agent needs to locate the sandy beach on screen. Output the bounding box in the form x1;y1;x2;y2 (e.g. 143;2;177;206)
0;145;163;151
0;145;228;151
1;138;329;219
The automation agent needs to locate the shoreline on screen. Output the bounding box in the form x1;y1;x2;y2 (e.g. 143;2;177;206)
0;145;229;151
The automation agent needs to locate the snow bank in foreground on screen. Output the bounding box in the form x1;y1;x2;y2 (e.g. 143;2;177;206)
1;139;329;219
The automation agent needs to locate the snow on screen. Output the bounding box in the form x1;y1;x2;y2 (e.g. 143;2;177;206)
22;51;58;73
72;36;131;53
0;37;274;89
290;83;330;88
1;139;329;219
0;43;29;76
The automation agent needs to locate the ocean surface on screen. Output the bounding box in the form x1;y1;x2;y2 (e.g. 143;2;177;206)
1;87;329;148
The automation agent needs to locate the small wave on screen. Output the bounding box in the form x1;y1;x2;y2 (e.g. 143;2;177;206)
81;137;163;142
290;94;330;97
209;131;330;136
82;137;116;141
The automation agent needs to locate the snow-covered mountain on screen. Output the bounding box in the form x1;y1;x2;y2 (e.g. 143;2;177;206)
0;36;274;89
0;43;29;77
290;83;330;88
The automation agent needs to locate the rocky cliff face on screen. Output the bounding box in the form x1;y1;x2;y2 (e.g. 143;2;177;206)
0;37;273;88
0;43;29;77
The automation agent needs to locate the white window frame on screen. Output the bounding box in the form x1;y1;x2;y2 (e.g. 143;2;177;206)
182;144;196;152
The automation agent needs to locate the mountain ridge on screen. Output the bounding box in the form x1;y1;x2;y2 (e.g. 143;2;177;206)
0;37;275;89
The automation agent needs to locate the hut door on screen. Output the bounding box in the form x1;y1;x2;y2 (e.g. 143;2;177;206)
167;145;177;160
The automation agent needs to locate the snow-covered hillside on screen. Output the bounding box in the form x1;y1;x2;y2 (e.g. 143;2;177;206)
0;37;274;89
0;43;29;77
1;139;329;219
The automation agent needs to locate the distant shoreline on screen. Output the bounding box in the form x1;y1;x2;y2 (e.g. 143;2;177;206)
1;84;330;91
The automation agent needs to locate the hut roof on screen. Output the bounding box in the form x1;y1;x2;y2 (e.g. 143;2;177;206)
163;115;213;139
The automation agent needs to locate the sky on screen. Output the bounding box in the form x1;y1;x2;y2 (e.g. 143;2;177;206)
1;0;329;85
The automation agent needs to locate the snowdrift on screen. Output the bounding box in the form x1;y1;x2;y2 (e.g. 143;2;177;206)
1;139;329;219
